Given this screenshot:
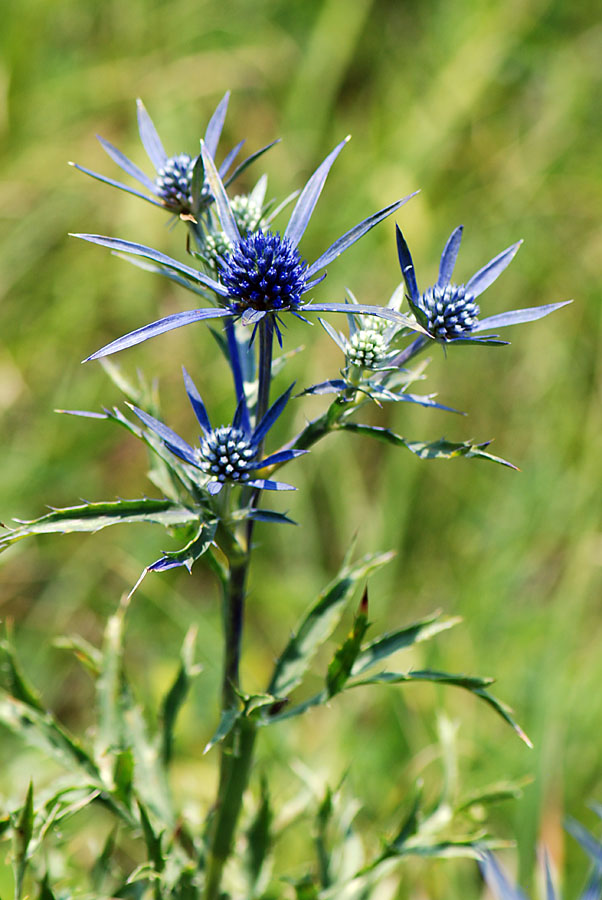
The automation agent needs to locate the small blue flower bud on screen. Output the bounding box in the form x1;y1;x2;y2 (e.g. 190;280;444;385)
155;153;196;211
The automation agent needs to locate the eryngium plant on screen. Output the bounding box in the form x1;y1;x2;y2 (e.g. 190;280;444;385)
0;92;572;900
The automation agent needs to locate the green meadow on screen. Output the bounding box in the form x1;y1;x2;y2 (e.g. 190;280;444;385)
1;0;600;896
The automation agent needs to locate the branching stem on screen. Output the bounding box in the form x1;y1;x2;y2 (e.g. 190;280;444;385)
202;315;275;900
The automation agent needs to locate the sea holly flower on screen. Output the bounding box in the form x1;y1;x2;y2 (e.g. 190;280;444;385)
320;286;408;373
395;224;572;345
130;369;306;495
73;138;420;360
70;92;276;220
308;288;460;413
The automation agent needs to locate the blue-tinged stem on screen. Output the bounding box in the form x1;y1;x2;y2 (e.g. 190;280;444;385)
247;315;274;533
225;319;246;406
202;315;275;900
256;316;274;437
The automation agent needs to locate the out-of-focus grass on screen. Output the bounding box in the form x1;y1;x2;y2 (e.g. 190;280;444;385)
1;0;601;896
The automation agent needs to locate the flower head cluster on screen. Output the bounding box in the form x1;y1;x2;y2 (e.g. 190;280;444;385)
74;140;417;360
396;225;570;345
70;92;275;220
131;369;306;495
320;287;408;373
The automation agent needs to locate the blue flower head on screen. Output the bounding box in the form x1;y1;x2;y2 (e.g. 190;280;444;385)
73;138;418;360
70;92;276;220
130;369;306;495
219;231;308;315
396;224;571;345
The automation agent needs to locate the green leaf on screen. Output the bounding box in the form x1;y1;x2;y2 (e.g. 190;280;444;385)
349;670;532;747
126;701;173;823
0;498;199;551
0;632;45;711
160;627;201;766
203;707;240;755
172;867;199;900
351;670;494;690
456;778;530;813
38;785;101;834
149;520;217;572
113;748;135;808
0;813;11;838
262;690;327;724
326;589;370;697
351;612;461;676
390;834;496;860
246;775;273;895
358;777;507;877
95;600;128;777
337;423;518;469
267;550;394;699
96;598;173;822
137;799;165;873
315;787;334;888
37;873;57;900
0;692;101;782
390;783;423;851
15;781;34;856
292;877;320;900
53;634;102;677
91;826;118;894
13;782;34;900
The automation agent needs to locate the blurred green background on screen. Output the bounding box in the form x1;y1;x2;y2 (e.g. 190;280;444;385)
1;0;601;896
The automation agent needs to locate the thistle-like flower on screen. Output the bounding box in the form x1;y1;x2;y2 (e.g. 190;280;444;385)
131;369;306;495
312;287;459;412
73;137;419;360
70;92;275;220
320;287;407;373
396;224;571;345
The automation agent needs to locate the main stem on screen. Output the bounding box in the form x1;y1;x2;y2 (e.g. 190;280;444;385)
203;317;274;900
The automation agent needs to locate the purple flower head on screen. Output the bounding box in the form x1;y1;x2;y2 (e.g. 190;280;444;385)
130;369;306;495
70;92;276;220
396;224;571;346
219;231;308;316
154;152;196;212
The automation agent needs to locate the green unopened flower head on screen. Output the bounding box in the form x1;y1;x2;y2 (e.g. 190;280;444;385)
346;328;389;369
230;195;263;234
